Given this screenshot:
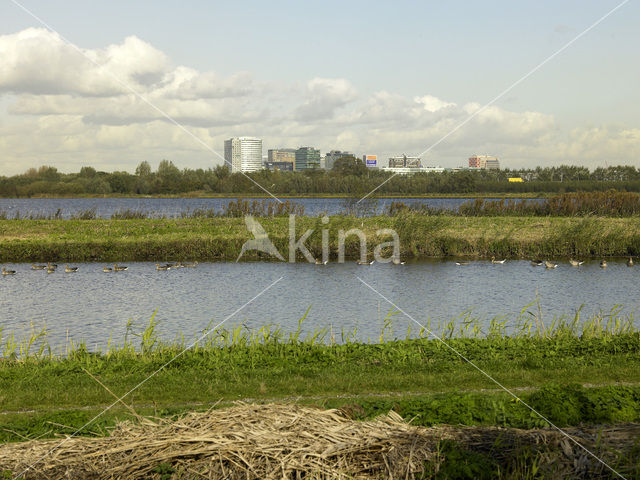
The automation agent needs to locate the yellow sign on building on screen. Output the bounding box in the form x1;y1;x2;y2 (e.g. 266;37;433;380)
508;177;524;182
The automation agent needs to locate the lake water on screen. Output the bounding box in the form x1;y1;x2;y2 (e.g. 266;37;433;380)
0;197;536;218
0;260;637;352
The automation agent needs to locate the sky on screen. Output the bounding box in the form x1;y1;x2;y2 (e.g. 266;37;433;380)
0;0;639;175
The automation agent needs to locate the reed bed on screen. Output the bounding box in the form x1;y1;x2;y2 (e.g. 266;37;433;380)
4;191;640;221
1;403;637;479
388;191;640;217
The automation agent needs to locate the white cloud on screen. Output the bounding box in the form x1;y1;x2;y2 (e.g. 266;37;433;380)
157;67;254;100
295;78;358;121
414;95;456;113
0;28;638;174
0;28;168;96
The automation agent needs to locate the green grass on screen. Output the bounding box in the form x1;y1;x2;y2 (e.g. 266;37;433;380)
1;308;639;442
2;214;640;261
3;385;640;443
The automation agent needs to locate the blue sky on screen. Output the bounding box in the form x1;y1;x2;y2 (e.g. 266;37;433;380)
0;0;638;173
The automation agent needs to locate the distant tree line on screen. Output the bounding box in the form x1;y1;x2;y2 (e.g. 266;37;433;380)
1;159;640;197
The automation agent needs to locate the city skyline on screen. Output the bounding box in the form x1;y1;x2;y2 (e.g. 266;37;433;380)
0;1;639;176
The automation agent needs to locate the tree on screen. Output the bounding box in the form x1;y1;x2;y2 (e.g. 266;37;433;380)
38;165;60;182
157;160;180;179
331;156;368;176
23;168;38;178
107;171;136;193
135;161;152;177
213;164;230;179
79;166;97;178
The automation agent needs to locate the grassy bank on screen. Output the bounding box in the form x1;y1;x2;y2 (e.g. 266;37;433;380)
2;214;640;262
1;310;639;442
2;313;639;478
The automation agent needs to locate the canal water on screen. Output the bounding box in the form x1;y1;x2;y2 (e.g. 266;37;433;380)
0;259;637;351
0;197;538;218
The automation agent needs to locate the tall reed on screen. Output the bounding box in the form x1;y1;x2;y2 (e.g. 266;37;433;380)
388;191;640;217
0;302;636;363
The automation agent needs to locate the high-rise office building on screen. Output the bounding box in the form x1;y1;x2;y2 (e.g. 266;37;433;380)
295;147;321;171
388;155;421;168
323;150;353;170
265;161;294;171
224;137;263;173
267;149;296;170
468;155;500;170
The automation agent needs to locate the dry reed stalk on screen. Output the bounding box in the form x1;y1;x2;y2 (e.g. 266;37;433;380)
0;404;638;479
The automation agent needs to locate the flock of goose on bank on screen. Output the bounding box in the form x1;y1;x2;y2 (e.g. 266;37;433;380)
0;257;634;275
0;261;199;275
455;256;634;268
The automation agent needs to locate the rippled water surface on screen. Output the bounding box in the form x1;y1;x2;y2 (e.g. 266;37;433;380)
1;260;637;351
0;197;536;218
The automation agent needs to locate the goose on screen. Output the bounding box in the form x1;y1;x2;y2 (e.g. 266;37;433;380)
47;262;57;270
113;264;128;272
491;256;506;264
627;257;634;267
65;265;79;273
600;260;607;268
530;260;544;266
392;258;406;265
31;264;47;270
182;261;198;268
544;260;558;269
569;259;584;266
2;267;16;275
356;260;374;265
314;259;328;265
46;266;56;274
455;261;470;266
103;266;113;272
156;264;171;271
